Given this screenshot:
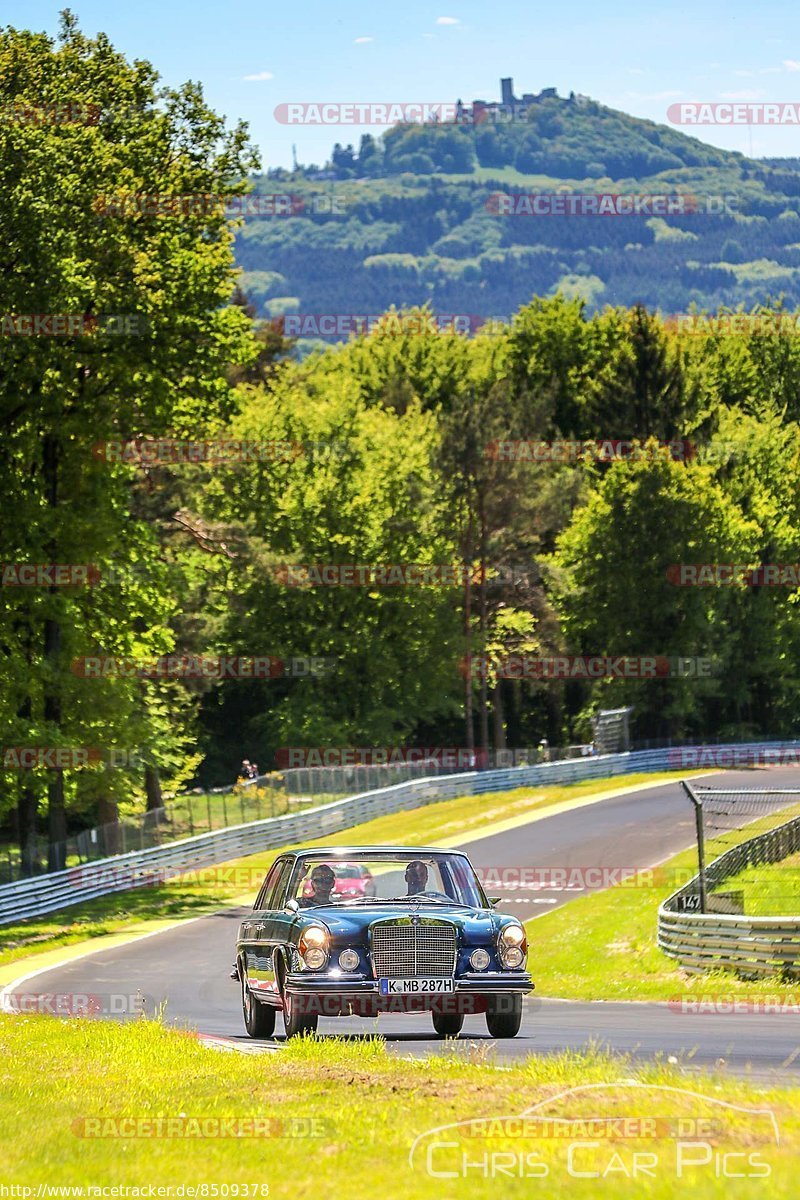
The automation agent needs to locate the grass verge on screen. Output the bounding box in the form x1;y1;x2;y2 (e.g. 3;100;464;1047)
526;802;800;1001
709;852;800;917
0;1014;798;1196
0;771;688;971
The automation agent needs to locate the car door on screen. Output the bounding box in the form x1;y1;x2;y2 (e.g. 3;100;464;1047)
255;858;299;994
241;857;292;1000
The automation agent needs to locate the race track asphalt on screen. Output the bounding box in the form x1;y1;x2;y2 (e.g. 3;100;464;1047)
5;767;800;1075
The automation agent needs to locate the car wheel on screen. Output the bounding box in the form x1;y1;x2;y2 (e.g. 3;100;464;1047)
283;989;319;1039
241;968;276;1039
485;994;523;1038
432;1012;464;1038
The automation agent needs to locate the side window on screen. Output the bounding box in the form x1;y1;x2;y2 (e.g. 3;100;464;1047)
268;859;294;910
253;858;289;911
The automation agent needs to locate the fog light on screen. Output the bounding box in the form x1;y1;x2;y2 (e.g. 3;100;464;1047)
469;948;491;971
339;948;360;972
302;947;326;969
502;946;524;968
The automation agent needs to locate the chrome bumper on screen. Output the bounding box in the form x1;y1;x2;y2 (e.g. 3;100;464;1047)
286;971;534;994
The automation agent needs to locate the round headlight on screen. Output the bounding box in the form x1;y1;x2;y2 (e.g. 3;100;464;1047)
498;923;526;969
338;948;360;972
469;948;491;971
299;925;329;970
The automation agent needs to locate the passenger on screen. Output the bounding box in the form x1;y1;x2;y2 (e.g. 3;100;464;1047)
405;859;429;896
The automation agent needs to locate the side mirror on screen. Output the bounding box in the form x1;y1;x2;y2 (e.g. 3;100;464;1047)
284;898;300;914
488;896;502;906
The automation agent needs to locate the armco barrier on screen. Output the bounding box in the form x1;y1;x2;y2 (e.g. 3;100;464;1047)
0;747;679;925
0;740;792;926
658;812;800;977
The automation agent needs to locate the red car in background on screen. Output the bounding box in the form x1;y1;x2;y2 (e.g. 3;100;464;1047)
301;861;376;900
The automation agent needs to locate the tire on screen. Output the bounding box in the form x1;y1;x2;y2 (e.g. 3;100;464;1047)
485;994;523;1039
276;954;319;1038
283;989;319;1039
432;1012;464;1038
241;968;276;1039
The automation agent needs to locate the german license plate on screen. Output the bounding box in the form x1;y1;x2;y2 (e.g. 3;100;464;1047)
379;977;455;995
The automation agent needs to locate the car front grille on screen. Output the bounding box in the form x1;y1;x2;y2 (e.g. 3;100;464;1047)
370;920;457;978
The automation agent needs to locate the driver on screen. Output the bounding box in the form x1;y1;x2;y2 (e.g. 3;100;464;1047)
299;863;336;907
405;859;429;896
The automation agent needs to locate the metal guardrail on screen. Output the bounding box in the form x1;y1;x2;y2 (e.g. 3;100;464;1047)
0;759;456;884
658;813;800;977
0;746;682;926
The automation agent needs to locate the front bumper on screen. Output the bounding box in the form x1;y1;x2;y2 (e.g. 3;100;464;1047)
286;971;533;993
283;971;533;1016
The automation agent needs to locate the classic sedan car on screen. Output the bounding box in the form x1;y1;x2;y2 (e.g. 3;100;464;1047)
233;846;534;1039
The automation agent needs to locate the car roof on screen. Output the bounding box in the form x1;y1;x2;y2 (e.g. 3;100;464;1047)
285;846;470;858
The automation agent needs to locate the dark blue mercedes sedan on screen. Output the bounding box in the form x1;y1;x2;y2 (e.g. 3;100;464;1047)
233;846;534;1040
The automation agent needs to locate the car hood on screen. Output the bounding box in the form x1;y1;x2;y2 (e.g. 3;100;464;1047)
295;903;501;940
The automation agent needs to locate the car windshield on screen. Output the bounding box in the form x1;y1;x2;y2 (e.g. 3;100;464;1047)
287;853;485;908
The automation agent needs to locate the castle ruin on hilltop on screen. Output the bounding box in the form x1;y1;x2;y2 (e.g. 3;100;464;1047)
455;78;588;124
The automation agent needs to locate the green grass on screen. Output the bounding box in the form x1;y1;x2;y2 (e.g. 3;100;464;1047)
527;801;800;1000
1;1015;798;1196
0;771;686;970
711;849;800;916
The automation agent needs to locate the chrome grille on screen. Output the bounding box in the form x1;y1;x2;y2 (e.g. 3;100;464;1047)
370;920;457;978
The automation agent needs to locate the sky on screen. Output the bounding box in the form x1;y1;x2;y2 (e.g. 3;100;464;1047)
4;1;800;168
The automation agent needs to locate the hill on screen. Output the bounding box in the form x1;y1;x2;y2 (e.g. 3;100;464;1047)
234;85;800;335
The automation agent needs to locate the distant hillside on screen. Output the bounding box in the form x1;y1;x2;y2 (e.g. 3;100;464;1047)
234;89;800;335
320;90;742;181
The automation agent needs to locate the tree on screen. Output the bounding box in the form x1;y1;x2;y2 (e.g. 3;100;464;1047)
0;13;258;868
552;452;760;737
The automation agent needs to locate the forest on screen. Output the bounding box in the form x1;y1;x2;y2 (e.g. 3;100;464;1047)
3;19;800;866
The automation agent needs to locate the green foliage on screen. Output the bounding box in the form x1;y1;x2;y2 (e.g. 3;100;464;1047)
6;20;800;868
0;17;258;858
